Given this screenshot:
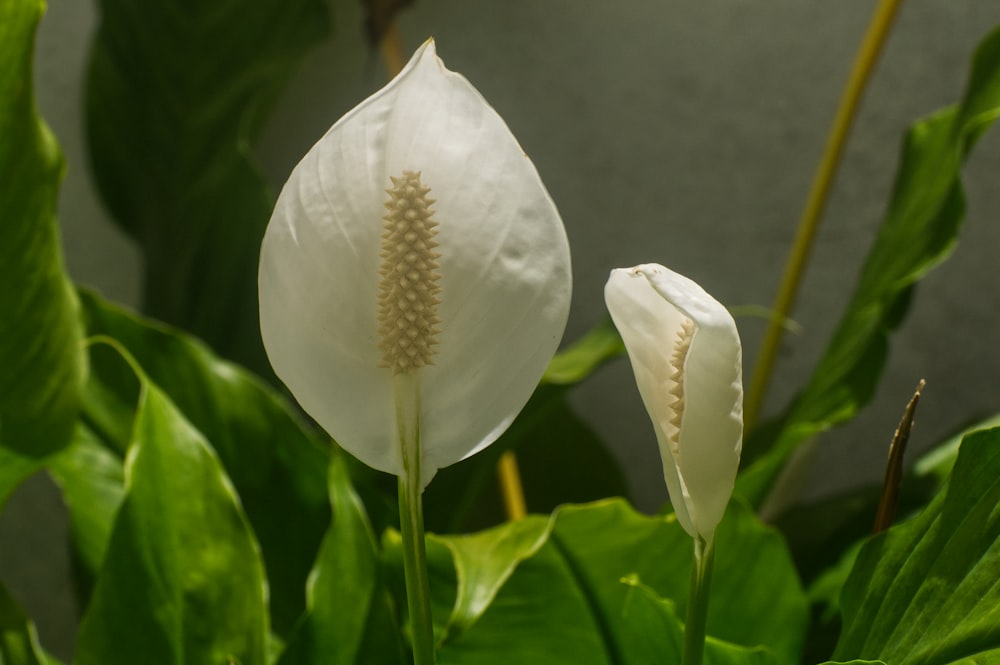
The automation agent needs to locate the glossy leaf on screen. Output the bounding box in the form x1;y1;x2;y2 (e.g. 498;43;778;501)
436;516;550;639
75;379;268;665
833;427;1000;664
619;578;777;665
0;0;85;458
275;454;405;665
410;499;806;664
85;0;329;374
68;291;330;636
739;25;1000;505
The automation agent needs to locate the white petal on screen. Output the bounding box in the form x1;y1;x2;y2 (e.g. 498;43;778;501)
259;40;572;486
605;264;742;542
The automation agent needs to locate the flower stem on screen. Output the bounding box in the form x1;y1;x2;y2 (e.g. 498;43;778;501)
744;0;904;432
681;536;715;665
398;473;436;665
393;374;436;665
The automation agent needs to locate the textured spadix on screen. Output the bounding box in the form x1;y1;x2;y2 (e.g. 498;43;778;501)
605;264;742;543
259;39;571;488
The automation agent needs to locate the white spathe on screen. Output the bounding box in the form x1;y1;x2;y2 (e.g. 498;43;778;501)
605;264;742;543
259;39;571;488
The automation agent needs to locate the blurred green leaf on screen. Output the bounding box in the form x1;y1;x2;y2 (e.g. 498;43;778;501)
833;427;1000;664
64;291;331;636
0;0;85;458
542;318;624;385
739;24;1000;505
85;0;329;375
0;582;51;665
75;377;268;665
275;453;406;665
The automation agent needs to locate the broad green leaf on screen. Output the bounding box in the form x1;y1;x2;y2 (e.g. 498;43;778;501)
739;25;1000;505
833;427;1000;664
65;291;330;636
818;662;886;664
419;499;805;664
619;577;777;665
0;0;85;458
75;379;268;665
435;536;608;665
912;412;1000;486
275;454;405;665
0;582;50;665
549;499;806;665
436;516;550;639
423;321;628;532
85;0;329;375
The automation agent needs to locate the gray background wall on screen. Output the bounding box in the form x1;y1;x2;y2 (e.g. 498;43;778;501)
4;0;1000;659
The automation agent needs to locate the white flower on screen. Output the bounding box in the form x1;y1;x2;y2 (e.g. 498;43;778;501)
605;264;742;543
259;39;571;489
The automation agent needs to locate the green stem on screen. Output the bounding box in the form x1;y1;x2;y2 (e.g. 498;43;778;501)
394;373;436;665
681;536;715;665
399;473;435;665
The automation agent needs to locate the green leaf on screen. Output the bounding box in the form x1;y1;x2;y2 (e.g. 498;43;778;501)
436;516;551;638
0;582;50;665
0;0;85;458
65;291;330;636
75;377;268;665
619;578;778;665
85;0;329;374
739;24;1000;505
418;499;806;664
275;453;405;665
833;427;1000;664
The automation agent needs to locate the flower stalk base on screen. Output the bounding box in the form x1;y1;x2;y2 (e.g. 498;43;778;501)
682;535;715;665
395;374;436;665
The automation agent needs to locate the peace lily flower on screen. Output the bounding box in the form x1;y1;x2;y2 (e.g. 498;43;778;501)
260;39;570;664
258;38;572;489
604;263;743;545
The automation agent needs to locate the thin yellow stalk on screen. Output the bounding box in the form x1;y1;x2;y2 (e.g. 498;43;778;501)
497;451;527;520
744;0;905;432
